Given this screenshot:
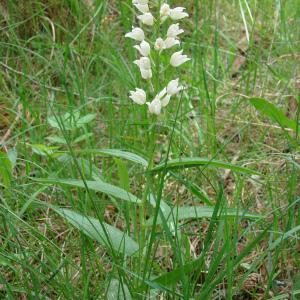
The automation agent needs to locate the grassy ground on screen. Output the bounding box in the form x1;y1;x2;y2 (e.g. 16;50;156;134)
0;0;299;299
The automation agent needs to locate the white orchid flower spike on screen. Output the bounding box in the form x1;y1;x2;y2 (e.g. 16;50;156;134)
126;1;190;114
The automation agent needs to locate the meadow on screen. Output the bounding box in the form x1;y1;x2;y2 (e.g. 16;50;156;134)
0;0;299;299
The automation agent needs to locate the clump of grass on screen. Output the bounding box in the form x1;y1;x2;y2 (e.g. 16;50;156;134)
0;0;299;299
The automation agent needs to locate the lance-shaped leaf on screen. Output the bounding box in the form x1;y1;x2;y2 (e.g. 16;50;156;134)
75;149;148;167
55;208;138;256
249;97;298;131
34;178;141;204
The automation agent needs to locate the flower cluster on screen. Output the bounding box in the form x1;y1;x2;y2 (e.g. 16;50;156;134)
126;1;190;115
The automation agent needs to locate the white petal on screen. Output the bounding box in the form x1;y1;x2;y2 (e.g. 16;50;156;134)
133;0;148;4
141;68;152;79
166;78;179;95
166;79;183;96
134;40;151;56
161;94;171;107
164;37;180;49
148;97;162;115
137;12;154;26
129;88;146;105
125;27;145;41
160;3;170;17
170;7;189;20
170;50;191;67
134;57;151;70
167;23;184;38
133;3;149;13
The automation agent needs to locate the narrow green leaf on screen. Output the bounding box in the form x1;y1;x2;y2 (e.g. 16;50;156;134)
34;178;141;204
55;208;139;256
146;206;259;226
151;157;259;175
0;152;13;187
249;97;297;131
76;149;148;167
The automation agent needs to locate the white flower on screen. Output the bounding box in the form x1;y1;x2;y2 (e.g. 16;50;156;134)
140;68;152;79
170;7;189;20
147;97;162;115
125;27;145;41
161;94;171;107
170;50;191;67
167;24;184;38
154;38;165;51
134;57;152;79
133;0;148;4
157;88;171;107
129;88;146;105
134;57;151;70
164;37;180;49
166;78;183;95
137;12;154;26
134;40;151;56
133;3;149;13
160;3;170;20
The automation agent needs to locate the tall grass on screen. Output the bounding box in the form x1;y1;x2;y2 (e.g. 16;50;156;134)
0;0;299;299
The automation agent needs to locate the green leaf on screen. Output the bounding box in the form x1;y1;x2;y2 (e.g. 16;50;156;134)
77;149;148;167
46;135;67;144
7;148;17;168
29;144;59;156
146;206;259;226
151;157;259;175
107;279;132;300
73;133;94;144
115;158;130;191
55;208;138;256
48;112;95;131
34;178;141;204
76;113;96;127
0;152;13;187
249;97;298;131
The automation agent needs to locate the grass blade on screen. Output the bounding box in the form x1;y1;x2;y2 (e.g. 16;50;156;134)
151;157;259;175
146;206;260;226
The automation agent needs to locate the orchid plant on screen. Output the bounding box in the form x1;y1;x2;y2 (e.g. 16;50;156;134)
125;0;190;116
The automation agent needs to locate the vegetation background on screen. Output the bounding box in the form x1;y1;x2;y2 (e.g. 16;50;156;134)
0;0;299;299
